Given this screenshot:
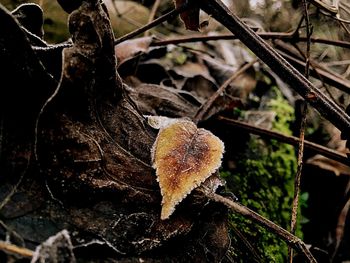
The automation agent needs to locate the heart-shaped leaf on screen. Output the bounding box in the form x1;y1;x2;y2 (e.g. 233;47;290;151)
152;120;224;219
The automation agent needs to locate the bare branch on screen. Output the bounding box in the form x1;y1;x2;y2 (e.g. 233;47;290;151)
200;189;317;263
152;32;350;49
200;0;350;136
194;59;257;124
217;116;350;166
114;3;191;45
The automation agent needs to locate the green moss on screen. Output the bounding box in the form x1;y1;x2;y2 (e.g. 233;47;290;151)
222;87;306;262
268;92;295;135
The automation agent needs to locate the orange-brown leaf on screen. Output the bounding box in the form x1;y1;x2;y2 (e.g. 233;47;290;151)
152;120;224;219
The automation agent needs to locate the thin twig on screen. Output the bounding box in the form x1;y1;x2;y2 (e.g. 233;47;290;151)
228;221;263;262
323;59;350;67
321;10;350;25
0;220;25;247
289;103;308;262
0;158;29;211
35;23;350;53
293;16;306;37
200;0;350;135
151;32;350;49
199;189;317;263
217;116;350;166
308;0;338;14
114;2;191;45
339;20;350;35
274;41;350;94
107;0;144;29
193;59;257;124
292;42;339;105
303;13;312;78
0;241;34;258
145;0;162;37
289;2;312;261
0;172;25;211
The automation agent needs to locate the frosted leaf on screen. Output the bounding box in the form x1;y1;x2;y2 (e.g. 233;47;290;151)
151;120;224;220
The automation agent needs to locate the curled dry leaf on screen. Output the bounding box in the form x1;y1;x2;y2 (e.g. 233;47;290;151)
151;119;224;220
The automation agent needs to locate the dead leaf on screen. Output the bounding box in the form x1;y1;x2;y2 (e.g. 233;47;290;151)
182;75;217;103
123;62;170;85
115;36;153;66
173;0;200;31
308;122;350;176
333;195;350;259
170;61;215;82
151;120;224;219
306;155;350;176
197;50;257;101
127;84;199;118
244;111;277;130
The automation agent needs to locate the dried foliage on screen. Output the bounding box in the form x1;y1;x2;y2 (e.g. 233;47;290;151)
0;1;229;262
151;119;224;219
1;0;350;262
